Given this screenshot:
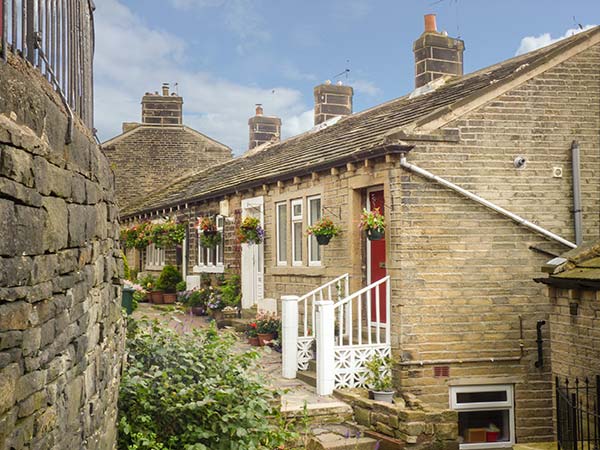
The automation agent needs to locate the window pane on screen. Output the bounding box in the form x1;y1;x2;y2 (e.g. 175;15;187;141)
293;222;302;262
277;204;287;263
458;410;510;443
309;197;321;263
456;391;508;404
293;203;302;217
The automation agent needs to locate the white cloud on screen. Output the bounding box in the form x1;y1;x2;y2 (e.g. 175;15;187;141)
94;0;313;154
351;79;381;97
281;62;317;82
516;24;596;55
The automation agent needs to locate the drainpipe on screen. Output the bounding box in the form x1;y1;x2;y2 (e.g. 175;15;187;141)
399;156;577;249
571;141;583;246
534;320;546;368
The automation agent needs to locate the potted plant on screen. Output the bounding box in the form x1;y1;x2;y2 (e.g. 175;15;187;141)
200;231;222;249
237;216;264;245
207;288;225;321
365;355;395;403
256;312;280;346
306;217;341;245
156;265;183;304
360;207;385;241
246;322;259;346
196;216;217;236
137;274;156;302
187;289;207;316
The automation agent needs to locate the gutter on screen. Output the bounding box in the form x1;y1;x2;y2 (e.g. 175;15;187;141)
399;155;576;249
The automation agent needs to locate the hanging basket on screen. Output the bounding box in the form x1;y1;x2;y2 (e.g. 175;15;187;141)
316;234;332;245
366;228;384;241
203;229;217;237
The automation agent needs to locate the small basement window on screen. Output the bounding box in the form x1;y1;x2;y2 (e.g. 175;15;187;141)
449;384;515;449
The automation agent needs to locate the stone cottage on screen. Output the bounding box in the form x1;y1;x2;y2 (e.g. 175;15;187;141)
102;84;233;274
120;17;600;447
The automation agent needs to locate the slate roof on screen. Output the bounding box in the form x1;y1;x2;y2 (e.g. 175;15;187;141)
535;241;600;290
121;26;600;218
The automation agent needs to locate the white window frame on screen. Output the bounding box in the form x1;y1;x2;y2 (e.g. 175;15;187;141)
193;215;225;274
276;202;288;266
291;198;303;266
307;195;322;266
145;243;165;270
449;384;515;449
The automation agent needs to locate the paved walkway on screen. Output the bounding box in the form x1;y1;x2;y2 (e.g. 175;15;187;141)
131;303;347;414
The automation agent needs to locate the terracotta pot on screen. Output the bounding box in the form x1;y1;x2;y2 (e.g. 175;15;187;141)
366;228;384;241
316;234;332;245
150;291;164;304
247;336;260;346
257;333;274;346
163;293;177;304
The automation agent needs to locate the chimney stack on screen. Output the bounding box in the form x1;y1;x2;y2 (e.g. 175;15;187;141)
314;80;353;125
248;105;281;150
141;83;183;125
413;14;464;89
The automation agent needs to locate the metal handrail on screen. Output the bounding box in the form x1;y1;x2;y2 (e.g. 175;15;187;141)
0;0;95;133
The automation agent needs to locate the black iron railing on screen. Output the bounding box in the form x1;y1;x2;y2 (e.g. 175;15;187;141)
0;0;95;136
556;376;600;450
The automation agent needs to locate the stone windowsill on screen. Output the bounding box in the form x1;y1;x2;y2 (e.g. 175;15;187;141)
192;265;225;274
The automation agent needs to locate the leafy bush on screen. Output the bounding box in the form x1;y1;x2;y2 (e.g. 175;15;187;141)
220;274;241;308
138;273;156;291
365;355;394;392
155;265;182;293
175;280;187;292
118;321;294;449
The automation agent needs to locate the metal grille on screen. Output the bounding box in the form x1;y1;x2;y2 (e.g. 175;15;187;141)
556;376;600;450
1;0;95;132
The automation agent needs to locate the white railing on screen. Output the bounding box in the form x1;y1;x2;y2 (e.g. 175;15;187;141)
297;273;349;338
321;276;391;394
282;274;392;396
281;274;349;379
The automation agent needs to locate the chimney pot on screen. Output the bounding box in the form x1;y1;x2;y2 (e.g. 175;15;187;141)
162;83;170;96
424;14;437;32
325;79;332;85
255;104;264;116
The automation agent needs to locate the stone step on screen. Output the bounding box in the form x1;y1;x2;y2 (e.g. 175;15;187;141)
297;369;317;388
308;423;378;450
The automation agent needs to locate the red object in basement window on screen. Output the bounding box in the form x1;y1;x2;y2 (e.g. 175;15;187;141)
433;366;450;377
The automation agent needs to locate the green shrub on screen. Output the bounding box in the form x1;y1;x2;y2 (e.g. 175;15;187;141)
122;252;131;280
175;280;187;292
118;321;295;449
221;274;241;308
155;265;182;293
138;273;156;291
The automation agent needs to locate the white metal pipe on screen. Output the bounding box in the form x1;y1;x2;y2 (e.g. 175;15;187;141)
400;156;576;249
571;141;583;245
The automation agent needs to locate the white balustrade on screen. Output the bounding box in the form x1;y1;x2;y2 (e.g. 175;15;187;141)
281;295;299;379
315;300;335;396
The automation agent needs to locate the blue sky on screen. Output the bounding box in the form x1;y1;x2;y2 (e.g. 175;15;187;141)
95;0;599;154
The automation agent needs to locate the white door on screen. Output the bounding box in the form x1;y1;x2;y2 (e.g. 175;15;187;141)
241;196;264;309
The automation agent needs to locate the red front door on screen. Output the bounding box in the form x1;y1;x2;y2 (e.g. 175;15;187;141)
368;189;386;323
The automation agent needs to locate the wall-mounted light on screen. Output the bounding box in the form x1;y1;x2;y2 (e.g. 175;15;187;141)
514;156;527;169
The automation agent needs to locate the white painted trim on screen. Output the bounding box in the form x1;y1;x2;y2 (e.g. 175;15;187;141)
449;384;515;449
276;202;288;266
291;198;303;266
307;195;322;266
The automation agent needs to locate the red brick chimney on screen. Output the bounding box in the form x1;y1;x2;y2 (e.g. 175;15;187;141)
413;14;465;88
248;105;281;150
141;83;183;125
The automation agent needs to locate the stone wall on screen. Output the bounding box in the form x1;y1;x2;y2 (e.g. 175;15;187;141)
336;390;458;450
0;54;124;449
548;287;600;380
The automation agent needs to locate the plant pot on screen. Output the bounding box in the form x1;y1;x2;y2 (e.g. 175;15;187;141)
247;336;260;346
371;390;394;403
163;293;177;304
366;228;384;241
316;234;332;245
257;333;274;346
150;291;164;304
190;306;206;316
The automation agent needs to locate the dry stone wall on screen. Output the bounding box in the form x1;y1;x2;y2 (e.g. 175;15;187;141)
0;55;124;449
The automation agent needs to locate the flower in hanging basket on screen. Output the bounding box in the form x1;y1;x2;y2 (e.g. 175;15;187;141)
196;216;217;234
359;207;385;239
306;217;341;245
152;220;186;248
200;231;222;248
237;216;264;244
